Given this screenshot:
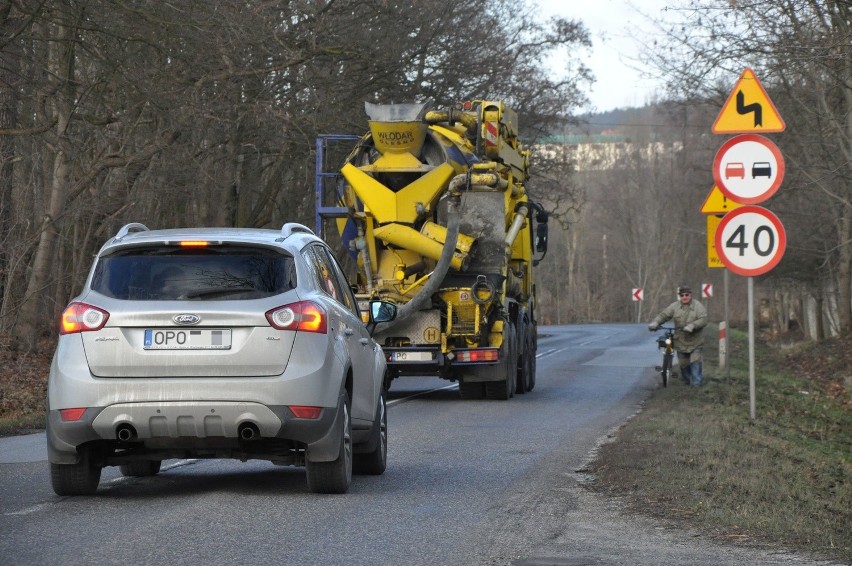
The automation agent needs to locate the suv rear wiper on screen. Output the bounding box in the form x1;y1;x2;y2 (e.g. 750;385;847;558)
180;287;258;299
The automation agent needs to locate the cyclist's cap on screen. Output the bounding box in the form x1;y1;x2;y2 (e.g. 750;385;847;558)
677;286;692;294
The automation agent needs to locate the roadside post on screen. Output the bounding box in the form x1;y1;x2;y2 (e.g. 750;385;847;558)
700;283;721;368
711;67;786;421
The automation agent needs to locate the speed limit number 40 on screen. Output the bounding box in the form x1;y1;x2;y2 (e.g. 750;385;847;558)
715;206;786;276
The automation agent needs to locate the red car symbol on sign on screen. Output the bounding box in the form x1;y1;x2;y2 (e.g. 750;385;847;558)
724;162;745;179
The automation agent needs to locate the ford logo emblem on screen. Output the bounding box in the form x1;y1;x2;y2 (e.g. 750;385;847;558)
173;314;201;325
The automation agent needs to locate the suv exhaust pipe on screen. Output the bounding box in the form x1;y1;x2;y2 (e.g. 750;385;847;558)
238;422;260;440
116;423;137;442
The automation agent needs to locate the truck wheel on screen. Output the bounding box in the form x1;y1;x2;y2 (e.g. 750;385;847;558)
517;319;535;393
119;460;162;477
528;324;537;391
354;391;387;475
458;379;485;399
50;448;102;496
306;392;352;494
515;318;529;394
485;322;517;400
516;350;530;394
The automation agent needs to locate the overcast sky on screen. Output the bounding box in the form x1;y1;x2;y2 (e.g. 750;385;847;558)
536;0;672;112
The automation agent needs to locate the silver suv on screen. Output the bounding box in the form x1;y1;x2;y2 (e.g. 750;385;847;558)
47;222;396;495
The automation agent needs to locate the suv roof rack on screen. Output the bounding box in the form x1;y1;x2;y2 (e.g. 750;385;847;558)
280;223;315;239
114;223;150;240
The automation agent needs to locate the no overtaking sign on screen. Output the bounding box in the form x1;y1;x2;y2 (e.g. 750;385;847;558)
712;134;785;204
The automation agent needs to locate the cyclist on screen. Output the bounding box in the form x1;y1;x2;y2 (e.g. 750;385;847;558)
648;286;708;387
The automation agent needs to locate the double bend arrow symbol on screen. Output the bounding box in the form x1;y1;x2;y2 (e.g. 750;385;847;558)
736;90;763;127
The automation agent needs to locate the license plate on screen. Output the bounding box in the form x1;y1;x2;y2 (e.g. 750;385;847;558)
390;351;432;362
144;329;232;350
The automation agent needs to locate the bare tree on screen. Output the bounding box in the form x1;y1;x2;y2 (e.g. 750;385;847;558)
641;0;852;337
0;0;593;351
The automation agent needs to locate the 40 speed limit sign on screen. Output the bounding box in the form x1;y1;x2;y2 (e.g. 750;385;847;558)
715;206;786;276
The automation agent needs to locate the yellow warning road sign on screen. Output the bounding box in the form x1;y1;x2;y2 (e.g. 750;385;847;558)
701;185;744;214
712;68;786;134
707;214;725;268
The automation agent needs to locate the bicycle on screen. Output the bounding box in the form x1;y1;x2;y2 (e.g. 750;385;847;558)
654;325;675;387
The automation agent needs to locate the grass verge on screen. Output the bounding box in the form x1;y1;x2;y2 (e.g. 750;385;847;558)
0;337;51;437
586;325;851;563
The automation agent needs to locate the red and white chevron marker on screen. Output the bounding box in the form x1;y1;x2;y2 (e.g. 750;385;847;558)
632;288;644;301
702;283;713;299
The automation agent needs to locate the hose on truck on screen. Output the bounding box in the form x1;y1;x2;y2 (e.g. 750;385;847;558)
385;174;465;329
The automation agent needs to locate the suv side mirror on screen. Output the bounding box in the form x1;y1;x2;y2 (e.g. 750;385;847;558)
370;300;397;324
535;222;548;253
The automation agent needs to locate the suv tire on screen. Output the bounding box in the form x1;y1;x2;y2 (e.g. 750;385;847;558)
306;392;352;494
50;449;101;496
354;392;387;475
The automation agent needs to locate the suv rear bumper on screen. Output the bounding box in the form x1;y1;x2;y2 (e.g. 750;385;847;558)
90;401;284;439
47;396;345;466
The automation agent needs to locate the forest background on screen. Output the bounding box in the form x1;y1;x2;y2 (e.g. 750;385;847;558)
0;0;850;353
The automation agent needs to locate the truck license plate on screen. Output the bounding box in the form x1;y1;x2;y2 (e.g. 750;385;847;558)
144;329;232;350
391;351;432;362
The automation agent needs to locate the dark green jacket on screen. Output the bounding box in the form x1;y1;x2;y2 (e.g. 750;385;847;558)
652;299;707;352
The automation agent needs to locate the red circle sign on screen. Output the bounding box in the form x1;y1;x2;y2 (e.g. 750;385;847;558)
713;134;785;204
715;206;786;276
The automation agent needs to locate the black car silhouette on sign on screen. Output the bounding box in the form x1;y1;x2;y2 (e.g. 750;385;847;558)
752;162;772;178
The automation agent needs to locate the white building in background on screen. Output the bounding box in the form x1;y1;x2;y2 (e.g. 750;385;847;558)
536;133;682;172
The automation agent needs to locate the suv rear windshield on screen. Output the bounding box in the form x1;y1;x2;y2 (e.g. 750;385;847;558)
91;246;296;300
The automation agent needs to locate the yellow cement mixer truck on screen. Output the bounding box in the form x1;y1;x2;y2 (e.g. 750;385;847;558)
315;100;548;399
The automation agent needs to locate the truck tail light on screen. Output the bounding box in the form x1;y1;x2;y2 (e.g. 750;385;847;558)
266;301;327;334
455;348;500;363
60;303;109;334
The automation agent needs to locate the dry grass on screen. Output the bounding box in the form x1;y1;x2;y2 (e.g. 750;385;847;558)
587;326;851;563
0;335;53;435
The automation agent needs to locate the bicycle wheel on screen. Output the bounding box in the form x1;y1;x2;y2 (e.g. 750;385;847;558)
661;352;672;387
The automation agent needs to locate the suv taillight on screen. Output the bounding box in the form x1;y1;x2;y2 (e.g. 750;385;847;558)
266;301;327;333
60;302;109;334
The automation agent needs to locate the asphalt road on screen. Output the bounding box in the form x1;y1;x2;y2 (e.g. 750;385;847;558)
0;324;837;565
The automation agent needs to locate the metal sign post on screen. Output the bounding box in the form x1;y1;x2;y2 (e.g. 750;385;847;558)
748;277;756;420
724;269;730;380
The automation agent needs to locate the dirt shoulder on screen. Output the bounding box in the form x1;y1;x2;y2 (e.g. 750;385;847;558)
584;329;851;564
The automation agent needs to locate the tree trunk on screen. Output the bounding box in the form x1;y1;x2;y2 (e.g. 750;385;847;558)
0;1;18;330
841;4;852;335
837;214;852;335
815;286;825;341
13;10;76;352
